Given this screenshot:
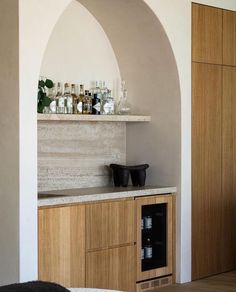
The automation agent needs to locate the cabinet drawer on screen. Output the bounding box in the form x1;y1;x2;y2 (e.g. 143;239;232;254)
86;245;135;292
86;199;135;250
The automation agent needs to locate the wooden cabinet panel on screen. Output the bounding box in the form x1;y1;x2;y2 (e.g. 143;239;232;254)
38;205;85;288
222;66;236;270
192;4;222;64
192;62;222;280
223;10;236;66
86;199;135;250
86;245;135;292
136;195;173;282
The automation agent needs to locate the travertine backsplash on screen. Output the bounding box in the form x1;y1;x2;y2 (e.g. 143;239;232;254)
38;121;126;191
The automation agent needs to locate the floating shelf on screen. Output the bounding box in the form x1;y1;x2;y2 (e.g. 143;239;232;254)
37;114;151;122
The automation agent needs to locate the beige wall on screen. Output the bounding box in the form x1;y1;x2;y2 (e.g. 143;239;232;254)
40;0;120;95
0;0;19;286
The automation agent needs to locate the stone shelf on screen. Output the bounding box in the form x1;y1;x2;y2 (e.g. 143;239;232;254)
37;114;151;122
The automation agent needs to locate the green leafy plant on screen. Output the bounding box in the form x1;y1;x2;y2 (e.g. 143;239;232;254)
38;78;54;113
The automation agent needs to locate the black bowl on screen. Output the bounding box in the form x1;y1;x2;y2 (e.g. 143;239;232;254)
110;164;130;187
129;164;149;187
110;164;149;187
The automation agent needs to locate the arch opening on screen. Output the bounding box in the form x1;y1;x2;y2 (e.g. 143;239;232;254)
38;0;181;282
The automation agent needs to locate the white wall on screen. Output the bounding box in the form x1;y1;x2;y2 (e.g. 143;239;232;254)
40;0;120;95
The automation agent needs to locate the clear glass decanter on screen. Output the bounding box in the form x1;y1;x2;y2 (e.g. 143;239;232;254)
118;80;131;115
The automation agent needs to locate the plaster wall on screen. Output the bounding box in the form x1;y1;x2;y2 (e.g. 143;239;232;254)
0;0;19;286
40;0;120;95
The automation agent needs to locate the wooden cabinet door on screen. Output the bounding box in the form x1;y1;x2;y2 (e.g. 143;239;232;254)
192;62;222;280
86;199;135;250
136;195;173;282
192;3;222;64
223;10;236;66
38;205;85;288
86;245;135;292
222;66;236;271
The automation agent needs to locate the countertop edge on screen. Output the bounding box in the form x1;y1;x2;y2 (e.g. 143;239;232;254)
38;186;177;207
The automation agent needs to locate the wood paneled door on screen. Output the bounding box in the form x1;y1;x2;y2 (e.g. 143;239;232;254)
38;205;86;288
192;3;222;64
86;199;135;251
222;66;236;270
192;62;222;279
223;10;236;66
86;245;136;292
192;3;236;280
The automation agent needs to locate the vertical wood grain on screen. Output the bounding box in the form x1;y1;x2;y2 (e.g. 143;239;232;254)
192;62;222;280
86;245;135;292
192;3;222;64
38;205;85;287
223;10;236;66
222;66;236;271
86;199;135;250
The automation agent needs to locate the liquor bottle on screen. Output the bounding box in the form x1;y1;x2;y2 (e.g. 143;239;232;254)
71;84;78;114
63;83;73;114
100;81;107;108
49;83;57;114
88;92;93;114
83;90;92;114
77;85;84;114
92;93;101;115
101;81;108;98
56;82;65;114
144;238;153;259
101;89;115;115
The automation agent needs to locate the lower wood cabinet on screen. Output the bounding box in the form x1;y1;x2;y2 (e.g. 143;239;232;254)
86;245;136;292
38;195;175;291
38;205;85;288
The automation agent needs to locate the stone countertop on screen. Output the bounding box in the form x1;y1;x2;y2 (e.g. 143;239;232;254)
38;185;177;207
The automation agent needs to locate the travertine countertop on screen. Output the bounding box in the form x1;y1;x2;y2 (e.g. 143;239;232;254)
38;186;177;207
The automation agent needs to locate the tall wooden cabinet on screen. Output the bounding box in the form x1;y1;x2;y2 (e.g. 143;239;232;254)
192;3;236;280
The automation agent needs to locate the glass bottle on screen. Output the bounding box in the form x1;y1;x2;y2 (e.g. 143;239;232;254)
83;90;92;114
144;216;152;229
92;93;101;115
49;83;57;114
71;84;78;114
77;85;84;114
118;79;131;115
63;83;73;114
144;238;153;259
101;89;115;115
57;82;65;114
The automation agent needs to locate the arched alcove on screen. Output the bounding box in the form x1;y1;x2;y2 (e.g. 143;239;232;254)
1;0;182;286
38;0;181;278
